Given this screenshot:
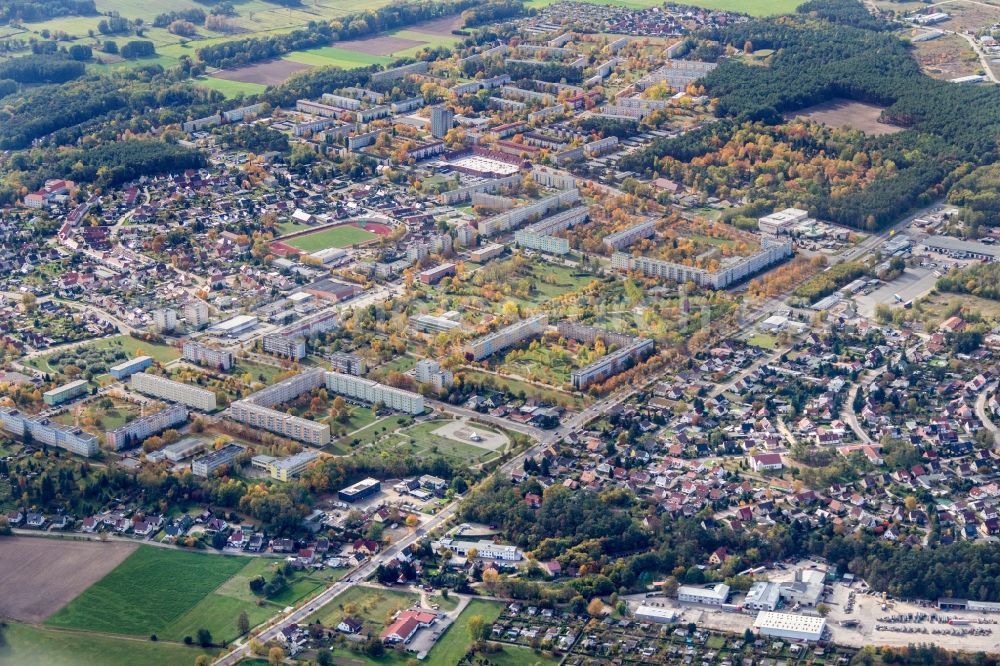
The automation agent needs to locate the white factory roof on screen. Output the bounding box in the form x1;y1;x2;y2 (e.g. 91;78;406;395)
754;611;826;637
745;581;780;607
634;605;679;623
678;582;730;601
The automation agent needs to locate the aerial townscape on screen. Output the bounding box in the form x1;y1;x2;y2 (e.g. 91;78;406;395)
3;0;1000;664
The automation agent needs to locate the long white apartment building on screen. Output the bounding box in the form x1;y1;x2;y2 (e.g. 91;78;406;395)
182;341;234;371
603;219;656;251
438;538;523;561
230;401;331;446
557;321;655;389
106;403;188;451
513;205;589;255
262;309;339;361
611;237;793;289
248;369;325;407
262;334;306;360
478;190;579;237
131;372;217;411
228;367;424;444
325;372;424;415
0;406;99;457
437;173;520;206
229;369;329;445
464;314;548;361
321;93;361;110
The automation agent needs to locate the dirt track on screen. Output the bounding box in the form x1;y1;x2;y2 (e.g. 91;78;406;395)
0;537;136;622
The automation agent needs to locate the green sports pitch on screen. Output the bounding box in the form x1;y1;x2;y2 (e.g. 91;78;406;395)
284;225;379;251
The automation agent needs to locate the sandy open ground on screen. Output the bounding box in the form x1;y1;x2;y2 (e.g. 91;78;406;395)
407;14;465;36
788;99;902;136
433;420;509;451
213;59;313;85
0;537;137;622
334;35;425;56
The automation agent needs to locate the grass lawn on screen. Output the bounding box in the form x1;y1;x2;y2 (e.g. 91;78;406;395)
25;334;180;376
194;76;267;98
51;398;142;445
276;220;315;236
477;644;562;666
429;593;460;612
388;29;462;58
232;361;285;386
373;419;505;467
746;332;778;349
88;334;179;364
914;291;1000;326
307;586;417;636
285;225;379;252
374;355;417;377
328;413;413;453
498;344;592;388
0;623;217;666
322;405;377;434
284;47;390;68
425;599;504;665
46;546;249;638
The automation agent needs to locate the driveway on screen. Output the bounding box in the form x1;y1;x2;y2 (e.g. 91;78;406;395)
407;594;471;657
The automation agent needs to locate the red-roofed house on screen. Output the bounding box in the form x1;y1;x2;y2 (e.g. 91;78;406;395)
749;453;783;472
381;610;437;644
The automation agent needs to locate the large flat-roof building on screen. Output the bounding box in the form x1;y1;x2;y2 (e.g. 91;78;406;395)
182;341;234;371
758;208;809;236
463;314;548;361
604;219;656;251
208;314;258;338
229;369;330;446
477;190;579;237
325;372;424;415
744;581;781;611
411;313;462;334
558;322;655;390
43;379;88;406
230;401;331;446
262;333;307;360
131;372;217;411
109;356;153;380
753;611;826;642
106;403;188;451
438;538;523;561
253;450;321;481
162;436;207;462
922;236;1000;261
0;406;99;457
634;605;679;624
192;443;244;477
677;583;730;606
611;237;792;289
329;352;366;376
339;477;381;503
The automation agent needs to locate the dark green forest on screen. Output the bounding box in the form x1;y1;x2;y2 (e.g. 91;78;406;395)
0;0;95;24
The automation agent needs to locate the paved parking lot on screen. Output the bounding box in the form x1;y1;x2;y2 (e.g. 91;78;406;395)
855;266;938;317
